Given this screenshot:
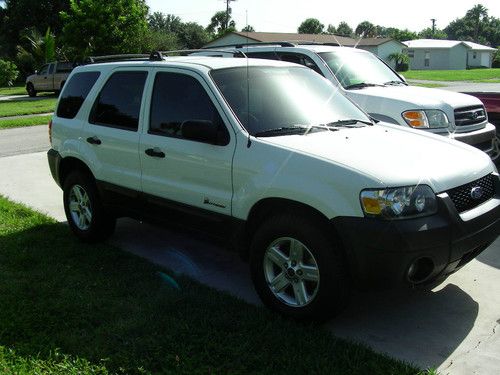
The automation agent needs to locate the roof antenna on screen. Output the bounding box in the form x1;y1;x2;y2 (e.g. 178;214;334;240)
245;9;252;148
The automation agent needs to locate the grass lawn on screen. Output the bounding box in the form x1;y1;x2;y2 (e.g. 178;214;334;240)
0;114;52;129
410;83;446;88
401;68;500;82
0;84;26;96
0;98;56;117
0;196;431;374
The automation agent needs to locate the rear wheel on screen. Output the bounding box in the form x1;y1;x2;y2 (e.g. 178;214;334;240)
26;83;36;97
250;214;349;320
63;171;116;242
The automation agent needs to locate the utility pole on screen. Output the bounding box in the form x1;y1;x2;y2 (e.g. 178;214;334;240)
224;0;236;31
430;18;436;36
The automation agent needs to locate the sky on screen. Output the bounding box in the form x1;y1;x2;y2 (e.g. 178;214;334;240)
146;0;500;33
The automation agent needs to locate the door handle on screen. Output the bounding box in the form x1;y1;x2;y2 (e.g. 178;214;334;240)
145;147;165;158
86;136;101;145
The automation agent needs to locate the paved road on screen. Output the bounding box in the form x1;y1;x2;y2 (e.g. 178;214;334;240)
0;94;57;101
408;80;500;93
0;130;499;374
0;125;49;157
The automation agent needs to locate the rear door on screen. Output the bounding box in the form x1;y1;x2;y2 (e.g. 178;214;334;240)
81;68;149;196
139;68;235;216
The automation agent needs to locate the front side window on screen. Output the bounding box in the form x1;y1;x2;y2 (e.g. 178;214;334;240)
211;66;371;136
278;53;323;75
319;50;403;88
38;65;49;75
90;71;147;131
57;71;100;119
149;72;229;144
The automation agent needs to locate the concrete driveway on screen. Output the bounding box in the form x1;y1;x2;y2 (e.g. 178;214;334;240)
0;126;499;374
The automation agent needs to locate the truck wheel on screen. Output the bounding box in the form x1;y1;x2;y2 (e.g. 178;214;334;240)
63;170;116;243
26;83;36;97
250;214;349;321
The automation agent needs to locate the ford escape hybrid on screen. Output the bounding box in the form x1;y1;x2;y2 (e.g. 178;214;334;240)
48;53;500;319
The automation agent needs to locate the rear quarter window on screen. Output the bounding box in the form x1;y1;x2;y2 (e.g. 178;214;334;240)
56;72;101;119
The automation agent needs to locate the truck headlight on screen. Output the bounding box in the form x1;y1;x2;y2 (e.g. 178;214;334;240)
360;185;437;219
402;110;449;129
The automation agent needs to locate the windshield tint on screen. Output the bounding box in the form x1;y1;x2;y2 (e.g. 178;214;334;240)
210;66;370;136
319;51;403;88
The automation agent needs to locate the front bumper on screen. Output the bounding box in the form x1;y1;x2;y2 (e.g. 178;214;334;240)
333;174;500;286
448;122;498;160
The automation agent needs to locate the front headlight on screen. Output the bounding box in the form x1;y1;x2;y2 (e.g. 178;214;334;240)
360;185;437;219
402;110;449;129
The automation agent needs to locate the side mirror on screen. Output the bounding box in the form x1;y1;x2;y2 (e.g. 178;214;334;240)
181;120;218;144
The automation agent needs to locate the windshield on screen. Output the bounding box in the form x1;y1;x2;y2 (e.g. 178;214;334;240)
319;51;404;89
210;66;371;136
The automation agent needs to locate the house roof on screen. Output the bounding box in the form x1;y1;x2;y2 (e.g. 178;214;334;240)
207;31;404;48
403;39;495;51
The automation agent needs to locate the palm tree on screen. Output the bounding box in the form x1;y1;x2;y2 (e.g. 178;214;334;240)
388;52;409;72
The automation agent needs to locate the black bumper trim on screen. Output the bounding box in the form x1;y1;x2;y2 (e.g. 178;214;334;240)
47;149;62;188
332;189;500;286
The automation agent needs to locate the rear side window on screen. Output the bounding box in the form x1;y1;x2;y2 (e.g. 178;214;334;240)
56;71;100;119
89;71;147;131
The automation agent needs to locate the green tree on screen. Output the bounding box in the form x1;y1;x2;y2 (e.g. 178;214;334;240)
148;12;182;33
0;0;70;57
336;22;353;37
389;28;418;42
355;21;376;37
207;10;235;37
60;0;149;58
298;18;324;34
325;24;336;35
388;52;409;71
241;25;255;32
467;4;488;42
0;59;19;86
178;22;210;49
418;27;447;39
16;27;58;77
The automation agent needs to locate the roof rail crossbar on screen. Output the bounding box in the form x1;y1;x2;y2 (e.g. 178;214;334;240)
202;41;297;49
84;54;150;64
151;49;247;58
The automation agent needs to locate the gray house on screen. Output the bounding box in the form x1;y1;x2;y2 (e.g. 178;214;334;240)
403;39;496;70
204;32;405;68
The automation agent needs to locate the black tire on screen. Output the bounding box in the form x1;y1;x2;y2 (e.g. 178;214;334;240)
63;170;116;242
26;83;36;97
250;213;349;321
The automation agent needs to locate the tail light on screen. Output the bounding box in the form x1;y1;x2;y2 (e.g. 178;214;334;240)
48;118;53;144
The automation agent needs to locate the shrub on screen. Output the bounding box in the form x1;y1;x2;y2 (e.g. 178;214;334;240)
492;48;500;68
0;60;20;87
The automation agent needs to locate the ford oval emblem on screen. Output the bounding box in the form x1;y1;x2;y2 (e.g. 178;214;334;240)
470;186;483;200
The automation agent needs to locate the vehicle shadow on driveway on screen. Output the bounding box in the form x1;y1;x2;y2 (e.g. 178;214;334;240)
476;238;500;269
112;218;479;370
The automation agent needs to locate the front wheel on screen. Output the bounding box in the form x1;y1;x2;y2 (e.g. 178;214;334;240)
63;171;116;242
250;214;349;321
26;83;36;97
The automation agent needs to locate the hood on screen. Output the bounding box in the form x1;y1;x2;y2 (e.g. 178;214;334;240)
261;123;493;193
347;85;484;109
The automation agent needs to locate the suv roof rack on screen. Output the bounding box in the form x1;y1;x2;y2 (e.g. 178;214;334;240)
84;49;247;64
202;41;297;49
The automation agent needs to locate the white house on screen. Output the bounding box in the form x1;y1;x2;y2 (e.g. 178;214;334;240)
204;32;405;68
403;39;496;70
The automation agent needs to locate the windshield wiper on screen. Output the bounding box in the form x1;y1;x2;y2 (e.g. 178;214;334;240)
254;125;329;137
384;80;407;86
324;119;373;128
344;82;384;90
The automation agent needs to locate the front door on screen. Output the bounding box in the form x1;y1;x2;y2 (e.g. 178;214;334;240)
140;69;235;216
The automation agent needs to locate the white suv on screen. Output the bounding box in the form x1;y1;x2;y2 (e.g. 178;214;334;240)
48;53;500;320
203;44;499;162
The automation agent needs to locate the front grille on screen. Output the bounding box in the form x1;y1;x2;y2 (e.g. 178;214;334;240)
447;174;496;213
454;105;487;126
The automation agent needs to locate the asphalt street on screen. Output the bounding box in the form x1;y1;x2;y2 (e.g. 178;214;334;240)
0;124;499;374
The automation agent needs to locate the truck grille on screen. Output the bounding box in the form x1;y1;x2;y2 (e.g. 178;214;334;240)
454;105;487;126
447;174;496;213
